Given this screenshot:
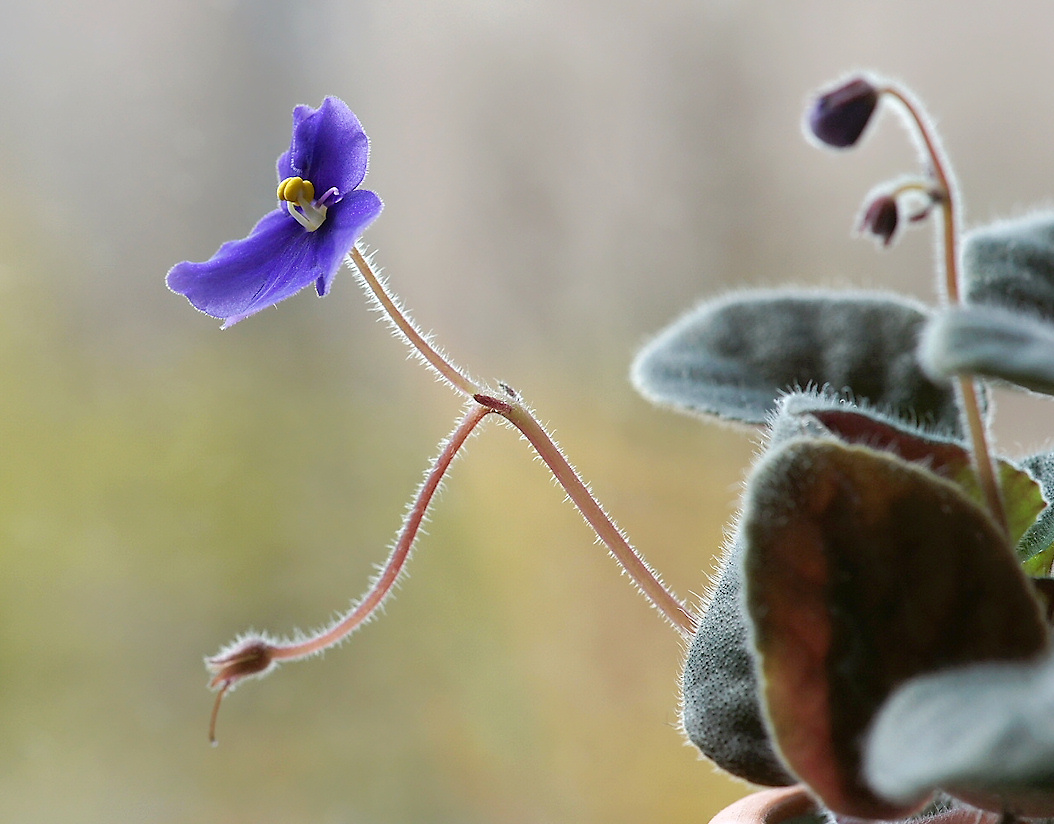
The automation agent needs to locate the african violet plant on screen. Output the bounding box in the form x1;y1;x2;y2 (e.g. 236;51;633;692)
168;75;1054;823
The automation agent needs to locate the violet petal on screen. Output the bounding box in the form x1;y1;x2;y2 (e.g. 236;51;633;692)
168;210;328;327
277;97;369;196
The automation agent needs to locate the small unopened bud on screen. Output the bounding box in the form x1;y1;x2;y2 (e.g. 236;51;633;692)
807;77;880;148
859;194;899;247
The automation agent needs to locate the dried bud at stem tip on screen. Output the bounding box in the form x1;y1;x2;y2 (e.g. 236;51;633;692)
206;637;277;743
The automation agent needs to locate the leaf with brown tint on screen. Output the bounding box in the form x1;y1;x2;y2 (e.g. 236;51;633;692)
742;439;1048;819
681;393;1044;790
793;399;1045;549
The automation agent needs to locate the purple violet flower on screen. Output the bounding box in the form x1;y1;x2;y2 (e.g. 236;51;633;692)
167;97;383;327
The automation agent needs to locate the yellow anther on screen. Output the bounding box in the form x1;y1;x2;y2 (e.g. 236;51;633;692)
277;176;315;204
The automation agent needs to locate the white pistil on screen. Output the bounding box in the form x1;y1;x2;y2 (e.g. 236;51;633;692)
277;176;331;232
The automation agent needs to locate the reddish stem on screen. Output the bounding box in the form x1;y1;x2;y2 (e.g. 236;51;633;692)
350;249;693;633
349;246;477;396
271;403;492;662
881;85;1008;534
499;400;694;635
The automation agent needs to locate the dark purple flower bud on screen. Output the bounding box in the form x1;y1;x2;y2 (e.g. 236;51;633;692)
808;77;880;148
859;194;899;247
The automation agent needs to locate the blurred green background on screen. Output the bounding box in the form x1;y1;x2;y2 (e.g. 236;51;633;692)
3;2;1054;822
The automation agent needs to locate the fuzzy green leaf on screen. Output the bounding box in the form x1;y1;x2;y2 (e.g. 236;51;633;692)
920;305;1054;396
681;528;797;787
963;212;1054;322
632;290;960;432
865;651;1054;815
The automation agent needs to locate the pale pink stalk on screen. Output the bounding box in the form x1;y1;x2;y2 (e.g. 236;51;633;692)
208;244;694;740
207;403;492;742
349;246;477;396
880;83;1007;534
349;247;693;634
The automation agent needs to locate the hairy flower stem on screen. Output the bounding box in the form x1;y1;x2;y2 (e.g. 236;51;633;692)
347;246;692;633
209;245;697;739
206;404;491;743
349;246;478;396
275;403;492;661
882;85;1008;534
500;399;695;634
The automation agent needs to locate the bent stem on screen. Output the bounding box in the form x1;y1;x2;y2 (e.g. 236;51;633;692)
273;403;492;661
881;84;1008;534
207;246;697;738
493;395;694;636
207;403;492;743
349;247;691;632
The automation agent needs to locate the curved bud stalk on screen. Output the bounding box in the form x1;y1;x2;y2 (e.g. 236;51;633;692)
207;242;693;740
809;74;1008;534
879;82;1008;534
207;402;493;742
345;248;694;635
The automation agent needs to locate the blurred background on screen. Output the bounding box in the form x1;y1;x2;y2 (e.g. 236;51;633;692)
2;2;1053;822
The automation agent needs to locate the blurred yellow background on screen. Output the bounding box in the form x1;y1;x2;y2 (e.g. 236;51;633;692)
2;2;1053;822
